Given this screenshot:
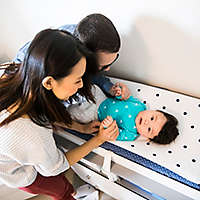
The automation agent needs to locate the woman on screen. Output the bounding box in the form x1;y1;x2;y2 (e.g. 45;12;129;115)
0;29;119;200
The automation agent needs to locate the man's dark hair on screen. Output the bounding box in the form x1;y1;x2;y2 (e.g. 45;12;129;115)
74;13;121;53
150;110;179;144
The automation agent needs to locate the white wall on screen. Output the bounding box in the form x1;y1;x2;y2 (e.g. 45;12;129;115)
1;0;200;98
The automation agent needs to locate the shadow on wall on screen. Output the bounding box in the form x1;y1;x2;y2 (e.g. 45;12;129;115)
0;54;11;77
108;15;200;97
0;54;10;64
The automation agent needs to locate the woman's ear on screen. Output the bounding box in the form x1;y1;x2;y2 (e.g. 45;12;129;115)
42;76;55;90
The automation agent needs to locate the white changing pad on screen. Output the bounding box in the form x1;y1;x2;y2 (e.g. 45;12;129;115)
108;77;200;184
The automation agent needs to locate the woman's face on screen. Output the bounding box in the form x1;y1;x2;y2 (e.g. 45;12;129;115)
135;110;167;139
52;57;86;100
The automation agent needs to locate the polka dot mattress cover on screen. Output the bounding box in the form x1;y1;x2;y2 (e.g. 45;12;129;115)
67;77;200;190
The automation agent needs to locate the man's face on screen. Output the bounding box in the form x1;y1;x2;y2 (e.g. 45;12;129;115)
96;51;119;71
135;110;167;139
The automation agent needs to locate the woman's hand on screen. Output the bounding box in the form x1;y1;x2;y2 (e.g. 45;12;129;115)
65;119;119;166
96;119;119;143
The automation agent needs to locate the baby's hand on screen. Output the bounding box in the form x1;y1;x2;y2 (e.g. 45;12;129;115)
102;116;113;129
97;119;119;142
110;85;122;97
114;82;130;100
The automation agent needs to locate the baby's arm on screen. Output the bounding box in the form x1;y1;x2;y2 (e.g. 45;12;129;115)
102;116;138;141
116;128;139;141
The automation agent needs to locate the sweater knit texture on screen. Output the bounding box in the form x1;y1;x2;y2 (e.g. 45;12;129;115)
0;110;69;188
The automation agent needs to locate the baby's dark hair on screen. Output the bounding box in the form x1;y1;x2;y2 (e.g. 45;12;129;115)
150;110;179;144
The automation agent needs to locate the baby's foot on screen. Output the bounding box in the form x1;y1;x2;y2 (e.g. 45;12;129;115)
102;116;113;129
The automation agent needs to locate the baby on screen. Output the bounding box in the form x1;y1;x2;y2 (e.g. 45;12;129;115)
68;85;179;144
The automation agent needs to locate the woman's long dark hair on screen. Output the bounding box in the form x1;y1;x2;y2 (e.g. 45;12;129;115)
0;29;97;128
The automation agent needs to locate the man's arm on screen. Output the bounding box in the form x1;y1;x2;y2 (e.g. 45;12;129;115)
13;24;77;63
54;119;100;134
91;73;114;95
92;74;131;100
13;41;31;63
58;24;77;34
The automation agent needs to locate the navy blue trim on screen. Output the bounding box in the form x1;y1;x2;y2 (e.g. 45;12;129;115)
64;129;200;191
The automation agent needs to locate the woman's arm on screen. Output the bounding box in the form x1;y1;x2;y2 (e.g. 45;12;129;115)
65;120;119;166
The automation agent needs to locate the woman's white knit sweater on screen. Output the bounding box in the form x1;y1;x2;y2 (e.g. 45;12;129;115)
0;110;69;188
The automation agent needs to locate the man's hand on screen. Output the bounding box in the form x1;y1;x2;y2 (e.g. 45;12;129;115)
110;84;122;97
53;120;100;134
110;82;131;100
82;120;101;134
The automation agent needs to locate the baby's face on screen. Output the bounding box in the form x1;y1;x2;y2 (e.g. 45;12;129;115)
135;110;167;139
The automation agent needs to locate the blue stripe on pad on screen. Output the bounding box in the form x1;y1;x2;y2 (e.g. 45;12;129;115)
64;128;200;191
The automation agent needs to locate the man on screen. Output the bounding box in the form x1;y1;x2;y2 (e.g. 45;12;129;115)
14;13;130;99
